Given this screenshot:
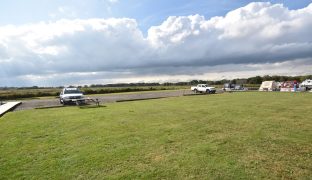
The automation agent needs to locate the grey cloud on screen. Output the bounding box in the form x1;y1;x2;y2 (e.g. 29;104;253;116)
0;2;312;86
1;58;311;87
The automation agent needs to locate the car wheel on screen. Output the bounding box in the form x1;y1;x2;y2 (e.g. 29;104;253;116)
206;90;210;94
60;98;63;104
61;99;67;105
194;89;198;93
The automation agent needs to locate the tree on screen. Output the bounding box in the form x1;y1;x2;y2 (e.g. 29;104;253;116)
247;76;262;84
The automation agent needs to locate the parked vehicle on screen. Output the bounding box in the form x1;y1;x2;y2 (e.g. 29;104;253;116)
59;87;85;105
191;84;216;94
259;81;279;91
300;79;312;91
223;83;247;91
223;83;235;91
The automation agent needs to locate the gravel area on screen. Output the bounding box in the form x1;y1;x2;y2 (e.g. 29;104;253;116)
13;90;195;111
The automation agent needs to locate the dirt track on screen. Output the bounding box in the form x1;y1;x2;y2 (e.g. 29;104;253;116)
13;90;196;111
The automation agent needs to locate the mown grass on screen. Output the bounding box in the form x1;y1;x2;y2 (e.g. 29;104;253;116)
0;92;311;179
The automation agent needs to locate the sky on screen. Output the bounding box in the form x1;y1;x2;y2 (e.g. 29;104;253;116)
0;0;312;86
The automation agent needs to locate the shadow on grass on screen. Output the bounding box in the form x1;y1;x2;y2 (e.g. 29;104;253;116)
79;105;106;109
35;104;106;110
183;93;218;96
116;97;166;102
35;106;64;110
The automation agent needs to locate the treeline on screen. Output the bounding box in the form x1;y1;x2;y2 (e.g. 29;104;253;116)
0;75;311;90
83;75;312;87
0;91;60;100
188;75;312;85
0;75;311;100
81;86;182;95
0;86;184;100
245;75;312;84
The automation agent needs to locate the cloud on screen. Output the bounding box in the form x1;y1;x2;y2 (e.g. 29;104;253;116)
108;0;119;4
1;2;312;86
49;6;77;19
147;2;312;66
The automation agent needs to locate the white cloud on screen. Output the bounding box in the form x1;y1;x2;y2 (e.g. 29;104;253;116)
147;2;312;66
49;6;78;19
1;2;312;86
108;0;119;4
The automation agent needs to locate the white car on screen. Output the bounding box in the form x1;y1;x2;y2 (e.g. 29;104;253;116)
191;84;216;94
59;88;85;105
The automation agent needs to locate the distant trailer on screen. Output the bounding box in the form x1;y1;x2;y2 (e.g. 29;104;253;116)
259;81;278;91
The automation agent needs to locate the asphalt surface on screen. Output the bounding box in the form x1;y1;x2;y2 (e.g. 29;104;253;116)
13;90;195;111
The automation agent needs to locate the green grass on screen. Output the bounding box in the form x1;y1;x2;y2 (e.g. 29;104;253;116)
0;92;311;179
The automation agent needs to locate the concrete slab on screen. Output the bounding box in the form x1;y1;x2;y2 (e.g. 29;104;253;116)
0;102;22;117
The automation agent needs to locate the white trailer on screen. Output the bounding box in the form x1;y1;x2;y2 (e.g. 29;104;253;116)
259;81;279;91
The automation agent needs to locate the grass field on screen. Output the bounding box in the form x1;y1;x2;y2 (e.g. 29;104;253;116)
0;92;311;179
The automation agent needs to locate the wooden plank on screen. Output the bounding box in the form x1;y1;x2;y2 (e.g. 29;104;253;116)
0;102;22;117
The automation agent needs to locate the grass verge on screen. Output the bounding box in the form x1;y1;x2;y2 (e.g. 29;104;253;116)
0;92;311;179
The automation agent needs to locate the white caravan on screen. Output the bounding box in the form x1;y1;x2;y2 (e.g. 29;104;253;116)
259;81;279;91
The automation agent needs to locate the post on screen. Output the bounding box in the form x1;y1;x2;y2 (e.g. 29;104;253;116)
96;99;99;106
